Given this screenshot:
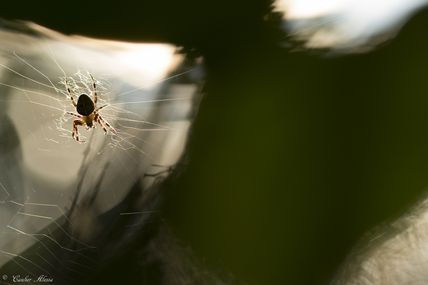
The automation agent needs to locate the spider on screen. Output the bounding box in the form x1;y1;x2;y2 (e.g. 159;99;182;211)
65;74;116;142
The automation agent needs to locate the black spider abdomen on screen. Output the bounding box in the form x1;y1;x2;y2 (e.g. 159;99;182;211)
77;94;95;116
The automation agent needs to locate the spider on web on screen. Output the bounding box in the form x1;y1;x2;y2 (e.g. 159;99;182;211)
64;74;116;142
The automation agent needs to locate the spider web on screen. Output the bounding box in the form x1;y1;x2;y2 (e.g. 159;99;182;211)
0;24;202;284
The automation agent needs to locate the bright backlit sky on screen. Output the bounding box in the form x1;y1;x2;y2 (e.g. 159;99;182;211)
276;0;428;50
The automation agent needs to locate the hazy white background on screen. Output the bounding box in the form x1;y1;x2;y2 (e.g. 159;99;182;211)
276;0;428;51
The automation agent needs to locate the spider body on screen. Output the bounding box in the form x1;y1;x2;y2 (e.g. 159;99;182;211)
76;94;95;128
76;94;95;116
66;74;116;142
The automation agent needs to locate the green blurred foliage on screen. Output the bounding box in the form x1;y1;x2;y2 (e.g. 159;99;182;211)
165;10;428;285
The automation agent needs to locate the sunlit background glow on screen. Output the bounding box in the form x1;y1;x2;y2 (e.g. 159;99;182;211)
276;0;428;51
0;21;202;281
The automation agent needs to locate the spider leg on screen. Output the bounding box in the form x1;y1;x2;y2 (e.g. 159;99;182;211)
67;112;82;118
89;73;98;104
97;114;117;134
72;119;85;142
65;78;77;107
96;116;107;134
95;104;108;112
